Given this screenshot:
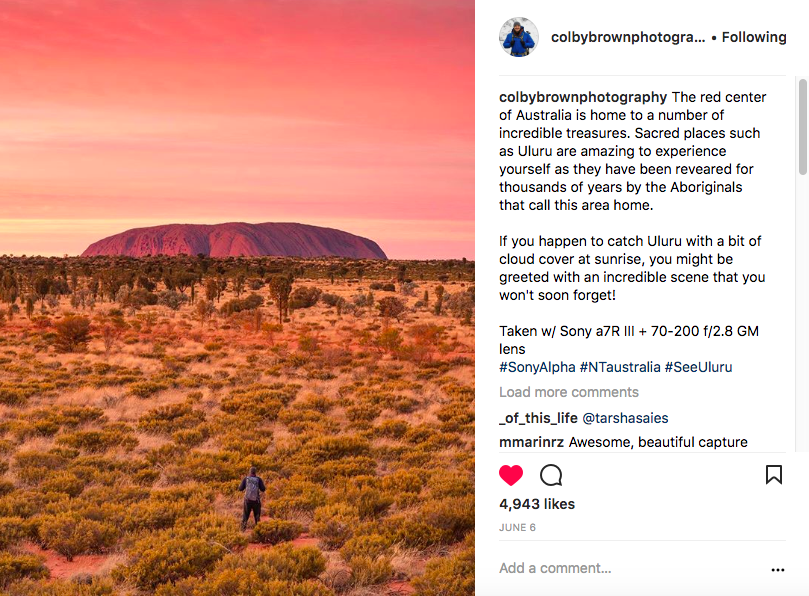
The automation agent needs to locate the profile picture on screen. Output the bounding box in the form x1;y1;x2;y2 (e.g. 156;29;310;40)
500;17;536;57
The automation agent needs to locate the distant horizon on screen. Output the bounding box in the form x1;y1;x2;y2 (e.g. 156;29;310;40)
0;216;472;260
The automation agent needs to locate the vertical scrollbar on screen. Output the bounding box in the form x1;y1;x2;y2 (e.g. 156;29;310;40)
798;78;808;451
800;79;807;175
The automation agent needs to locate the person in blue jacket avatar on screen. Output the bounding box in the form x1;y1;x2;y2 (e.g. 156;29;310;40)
503;21;534;57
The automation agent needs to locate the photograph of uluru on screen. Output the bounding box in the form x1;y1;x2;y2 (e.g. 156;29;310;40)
0;1;473;595
81;223;389;260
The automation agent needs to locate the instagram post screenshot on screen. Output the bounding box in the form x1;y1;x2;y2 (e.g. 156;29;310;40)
477;1;809;595
0;0;807;595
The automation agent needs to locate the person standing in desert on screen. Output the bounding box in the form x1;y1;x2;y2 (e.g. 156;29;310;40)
238;466;266;530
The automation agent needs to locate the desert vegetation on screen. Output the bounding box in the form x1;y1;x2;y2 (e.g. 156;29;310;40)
0;255;474;595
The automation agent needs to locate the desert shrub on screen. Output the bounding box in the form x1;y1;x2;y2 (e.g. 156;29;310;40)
311;456;376;483
0;552;49;587
340;534;392;562
373;326;404;354
381;469;424;495
27;405;105;429
278;408;338;435
0;384;34;406
289;286;321;309
348;555;393;586
345;402;381;423
427;471;474;499
0;490;54;518
172;427;208;447
219;384;298;420
215;545;326;581
443;290;474;323
7;578;117;596
435;398;474;432
39;472;86;497
64;456;129;486
168;451;244;484
121;486;214;532
220;293;263;315
337;483;392;519
301;435;370;463
158;548;330;596
376;297;406;320
384;394;419;414
352;291;373;307
295;393;334;413
157;291;189;311
310;504;360;549
285;352;310;368
263;479;327;517
380;515;446;549
116;536;227;589
0;516;29;549
133;466;162;486
319;293;342;308
412;541;474;596
252;519;303;545
218;427;272;456
146;443;189;467
419;495;475;543
297;333;320;354
404;423;457;450
80;485;149;509
121;499;188;533
138;403;206;435
128;287;159;308
172;513;248;550
375;419;410;439
14;450;69;485
55;424;137;453
8;419;56;441
220;391;283;421
53;316;91;352
128;380;170;398
37;512;118;561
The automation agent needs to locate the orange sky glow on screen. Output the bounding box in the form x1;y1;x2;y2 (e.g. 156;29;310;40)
0;0;473;259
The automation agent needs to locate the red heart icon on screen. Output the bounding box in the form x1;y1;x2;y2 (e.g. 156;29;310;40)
499;465;523;486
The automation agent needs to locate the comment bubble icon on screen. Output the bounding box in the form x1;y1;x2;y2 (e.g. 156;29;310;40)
540;464;563;487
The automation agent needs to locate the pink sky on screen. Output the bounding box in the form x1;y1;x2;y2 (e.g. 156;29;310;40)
0;0;473;259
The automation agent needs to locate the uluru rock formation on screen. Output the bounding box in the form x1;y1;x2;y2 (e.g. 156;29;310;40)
81;222;387;259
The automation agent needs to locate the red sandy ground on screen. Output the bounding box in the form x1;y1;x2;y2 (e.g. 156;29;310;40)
244;532;320;551
23;542;109;580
